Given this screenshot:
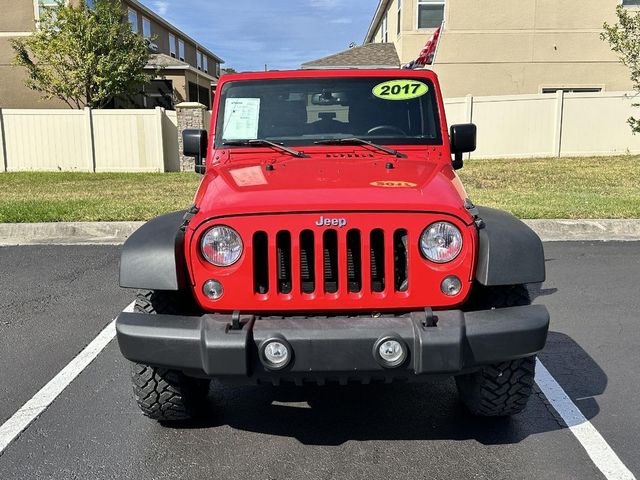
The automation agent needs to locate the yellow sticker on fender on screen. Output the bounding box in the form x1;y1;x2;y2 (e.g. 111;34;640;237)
370;180;418;188
372;80;429;100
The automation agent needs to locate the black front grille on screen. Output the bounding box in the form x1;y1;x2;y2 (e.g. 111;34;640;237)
252;228;409;296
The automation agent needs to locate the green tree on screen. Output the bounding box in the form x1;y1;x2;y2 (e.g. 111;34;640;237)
12;0;151;109
603;5;640;133
221;67;237;75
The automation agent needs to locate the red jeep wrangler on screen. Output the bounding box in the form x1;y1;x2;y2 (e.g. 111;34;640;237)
116;69;549;422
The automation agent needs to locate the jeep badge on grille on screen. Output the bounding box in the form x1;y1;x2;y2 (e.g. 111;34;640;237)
315;216;347;228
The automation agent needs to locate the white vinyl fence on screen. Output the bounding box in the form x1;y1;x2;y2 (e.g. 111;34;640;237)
1;91;640;172
0;107;179;172
444;91;640;159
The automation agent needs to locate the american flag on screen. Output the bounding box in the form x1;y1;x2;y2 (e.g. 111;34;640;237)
415;26;441;67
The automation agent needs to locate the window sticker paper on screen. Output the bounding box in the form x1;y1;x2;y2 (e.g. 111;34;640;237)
223;98;261;139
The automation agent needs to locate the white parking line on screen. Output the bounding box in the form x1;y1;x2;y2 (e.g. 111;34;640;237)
535;359;636;480
0;302;134;456
0;307;635;480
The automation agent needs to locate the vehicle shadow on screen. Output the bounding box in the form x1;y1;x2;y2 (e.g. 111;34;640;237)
168;330;606;447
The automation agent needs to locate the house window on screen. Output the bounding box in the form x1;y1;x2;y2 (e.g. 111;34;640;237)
188;81;211;107
128;9;138;33
196;50;203;70
417;0;445;29
142;17;151;38
178;40;185;61
169;34;176;58
36;0;58;20
215;63;221;77
203;56;208;73
381;13;388;43
397;0;402;35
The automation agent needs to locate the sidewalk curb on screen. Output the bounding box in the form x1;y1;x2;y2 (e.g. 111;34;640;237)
0;219;639;246
0;221;144;246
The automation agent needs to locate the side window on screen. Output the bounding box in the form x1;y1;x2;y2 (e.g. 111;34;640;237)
381;13;388;43
142;17;151;39
622;0;640;5
128;9;138;33
36;0;58;20
178;40;185;61
169;34;176;58
417;0;445;29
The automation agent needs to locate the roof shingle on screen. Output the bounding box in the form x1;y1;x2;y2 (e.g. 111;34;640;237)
302;43;400;69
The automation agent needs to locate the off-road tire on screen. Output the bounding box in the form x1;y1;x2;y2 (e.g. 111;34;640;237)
130;290;210;422
130;363;209;421
134;289;200;316
456;283;536;416
455;356;536;416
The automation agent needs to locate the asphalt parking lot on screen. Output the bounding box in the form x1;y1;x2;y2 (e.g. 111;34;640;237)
0;242;638;480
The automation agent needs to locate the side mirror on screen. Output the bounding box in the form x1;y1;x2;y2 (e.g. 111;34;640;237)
450;123;477;170
183;129;208;174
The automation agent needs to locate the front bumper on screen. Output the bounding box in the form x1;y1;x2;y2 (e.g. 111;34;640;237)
116;305;549;384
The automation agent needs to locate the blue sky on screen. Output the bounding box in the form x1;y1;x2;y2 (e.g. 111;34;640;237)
139;0;377;71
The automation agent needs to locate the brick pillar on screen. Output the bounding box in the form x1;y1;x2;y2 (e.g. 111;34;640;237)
176;102;207;172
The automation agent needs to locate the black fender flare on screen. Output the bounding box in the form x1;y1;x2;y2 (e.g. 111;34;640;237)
119;210;189;291
474;206;546;286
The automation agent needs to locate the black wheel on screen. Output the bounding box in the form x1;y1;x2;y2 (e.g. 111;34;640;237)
456;284;536;416
129;290;210;422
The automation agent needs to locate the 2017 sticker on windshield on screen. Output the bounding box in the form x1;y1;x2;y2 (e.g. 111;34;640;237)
372;80;429;100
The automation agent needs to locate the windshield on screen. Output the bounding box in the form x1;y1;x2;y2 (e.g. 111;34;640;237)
215;77;442;148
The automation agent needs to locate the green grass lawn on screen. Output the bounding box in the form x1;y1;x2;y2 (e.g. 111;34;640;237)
0;172;201;223
0;156;638;222
458;156;640;219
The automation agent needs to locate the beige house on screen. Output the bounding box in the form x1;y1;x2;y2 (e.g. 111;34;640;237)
0;0;223;109
365;0;635;97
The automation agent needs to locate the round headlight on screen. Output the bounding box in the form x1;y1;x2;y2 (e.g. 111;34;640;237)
201;225;243;266
420;222;463;263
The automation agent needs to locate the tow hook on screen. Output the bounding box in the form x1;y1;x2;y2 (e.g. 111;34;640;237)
229;310;254;331
424;308;438;328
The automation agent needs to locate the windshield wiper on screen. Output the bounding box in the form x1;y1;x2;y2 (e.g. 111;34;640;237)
314;138;406;158
222;139;307;158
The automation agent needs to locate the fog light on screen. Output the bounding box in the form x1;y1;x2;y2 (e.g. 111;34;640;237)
374;337;407;368
261;340;291;370
203;279;224;300
441;276;462;296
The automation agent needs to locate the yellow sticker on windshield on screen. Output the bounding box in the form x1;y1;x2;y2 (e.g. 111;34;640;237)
372;80;429;100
